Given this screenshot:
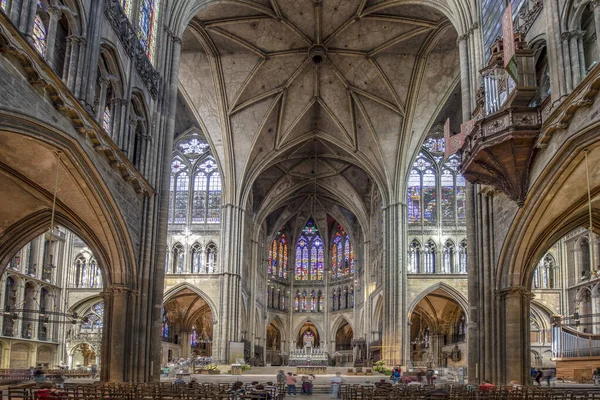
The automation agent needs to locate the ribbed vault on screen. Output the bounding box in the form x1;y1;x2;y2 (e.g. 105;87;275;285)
177;0;461;215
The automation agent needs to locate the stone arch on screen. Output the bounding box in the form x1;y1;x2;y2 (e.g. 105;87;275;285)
268;315;287;340
407;282;469;318
163;282;219;323
293;318;323;347
331;316;354;340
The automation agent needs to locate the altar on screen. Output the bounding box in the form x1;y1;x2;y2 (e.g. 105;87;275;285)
288;346;328;366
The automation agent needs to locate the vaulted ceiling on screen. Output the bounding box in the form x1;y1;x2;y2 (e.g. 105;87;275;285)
178;0;460;233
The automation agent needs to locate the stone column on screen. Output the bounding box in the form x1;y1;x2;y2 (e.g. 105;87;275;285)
499;286;533;384
95;78;110;122
569;30;582;86
44;7;61;68
22;0;37;42
73;37;87;98
180;331;190;359
109;97;127;144
101;285;134;382
458;33;471;121
591;291;600;334
561;32;573;93
65;36;81;91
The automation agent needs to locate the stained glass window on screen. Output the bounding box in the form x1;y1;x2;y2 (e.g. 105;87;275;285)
441;170;454;223
294;219;324;281
191;327;198;346
318;291;323;312
295;291;300;311
409;240;421;273
162;307;169;338
331;225;354;278
268;230;288;279
422;170;436;223
172;243;184;273
33;14;47;57
138;0;161;62
1;0;7;11
120;0;133;17
170;135;221;225
191;243;202;273
423;137;445;153
408;170;421;224
310;291;316;312
102;106;112;133
301;291;307;311
192;172;207;223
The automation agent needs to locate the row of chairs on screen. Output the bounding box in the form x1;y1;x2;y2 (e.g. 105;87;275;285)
5;381;287;400
339;384;600;400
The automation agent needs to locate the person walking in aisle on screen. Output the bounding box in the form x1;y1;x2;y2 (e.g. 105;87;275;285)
286;372;297;396
330;372;343;399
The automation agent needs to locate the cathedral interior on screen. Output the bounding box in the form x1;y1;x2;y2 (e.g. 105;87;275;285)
0;0;599;386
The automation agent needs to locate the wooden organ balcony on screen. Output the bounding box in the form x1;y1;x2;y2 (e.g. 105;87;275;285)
460;34;541;206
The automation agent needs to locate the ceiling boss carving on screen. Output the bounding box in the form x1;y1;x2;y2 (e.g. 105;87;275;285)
179;0;459;226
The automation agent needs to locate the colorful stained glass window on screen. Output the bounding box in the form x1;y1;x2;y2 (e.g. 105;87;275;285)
310;291;316;311
102;106;112;133
191;327;198;346
32;14;47;57
423;137;445;153
331;225;354;278
162;308;169;338
1;0;7;11
138;0;161;62
441;170;455;223
120;0;133;17
294;219;324;281
207;172;221;223
268;230;288;279
407;170;421;224
301;291;307;311
318;292;323;312
295;292;299;311
422;169;436;223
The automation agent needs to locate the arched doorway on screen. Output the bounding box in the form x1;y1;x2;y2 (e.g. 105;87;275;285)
266;322;282;365
334;320;353;366
162;287;214;364
409;288;467;368
297;321;320;349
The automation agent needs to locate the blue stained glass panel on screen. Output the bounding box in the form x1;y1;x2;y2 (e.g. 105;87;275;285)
32;15;47;57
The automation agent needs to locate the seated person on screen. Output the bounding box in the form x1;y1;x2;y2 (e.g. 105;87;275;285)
35;383;65;399
479;380;495;392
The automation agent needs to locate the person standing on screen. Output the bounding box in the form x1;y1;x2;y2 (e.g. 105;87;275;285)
286;372;297;396
390;368;400;384
533;369;543;386
425;368;435;385
330;372;343;399
543;369;553;386
593;367;600;386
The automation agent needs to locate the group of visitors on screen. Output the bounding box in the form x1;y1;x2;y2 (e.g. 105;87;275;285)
532;368;554;386
276;370;316;396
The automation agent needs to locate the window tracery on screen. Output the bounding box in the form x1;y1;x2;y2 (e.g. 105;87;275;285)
138;0;160;63
331;225;354;279
169;134;221;224
32;14;47;57
268;229;288;279
295;219;324;281
533;253;556;289
423;240;436;273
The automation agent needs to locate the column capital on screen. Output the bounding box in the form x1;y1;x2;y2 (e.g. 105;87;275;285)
591;0;600;9
457;33;469;44
101;285;137;298
497;285;534;300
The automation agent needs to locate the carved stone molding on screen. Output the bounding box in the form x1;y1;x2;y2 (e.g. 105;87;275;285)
497;286;535;300
104;0;160;98
517;0;543;36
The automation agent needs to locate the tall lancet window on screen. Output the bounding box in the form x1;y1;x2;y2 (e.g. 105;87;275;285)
268;228;288;279
331;225;354;279
138;0;161;63
295;219;324;281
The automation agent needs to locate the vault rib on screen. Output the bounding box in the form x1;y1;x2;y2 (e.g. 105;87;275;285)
362;14;439;28
369;57;406;116
229;58;266;113
279;18;314;46
270;0;282;18
267;49;309;57
316;98;354;145
279;100;316;145
275;89;287;149
323;15;357;46
351;92;385;172
327;49;369;57
206;26;266;57
203;15;273;28
314;0;322;44
230;87;283;115
369;27;432;57
350;87;402;116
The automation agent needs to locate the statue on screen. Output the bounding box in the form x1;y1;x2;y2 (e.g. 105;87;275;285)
303;331;315;347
